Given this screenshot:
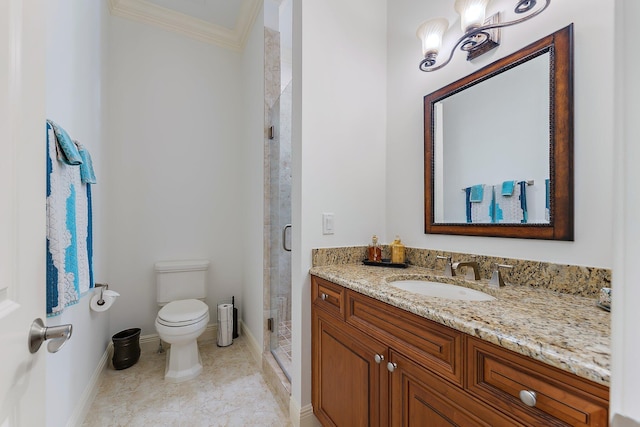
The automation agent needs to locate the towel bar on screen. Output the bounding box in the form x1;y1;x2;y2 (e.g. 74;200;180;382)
461;180;534;192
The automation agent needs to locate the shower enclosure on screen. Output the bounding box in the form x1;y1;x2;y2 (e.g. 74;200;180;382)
268;82;292;379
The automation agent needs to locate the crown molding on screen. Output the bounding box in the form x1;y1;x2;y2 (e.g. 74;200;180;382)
107;0;262;52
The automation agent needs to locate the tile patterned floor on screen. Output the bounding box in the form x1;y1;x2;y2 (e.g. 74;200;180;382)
83;335;291;427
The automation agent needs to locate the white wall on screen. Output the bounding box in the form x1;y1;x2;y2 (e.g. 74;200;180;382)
386;0;614;268
240;8;266;353
106;17;245;336
293;0;388;412
612;0;640;423
44;1;110;426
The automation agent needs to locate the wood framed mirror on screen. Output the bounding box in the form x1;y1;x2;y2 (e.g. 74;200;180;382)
424;24;573;240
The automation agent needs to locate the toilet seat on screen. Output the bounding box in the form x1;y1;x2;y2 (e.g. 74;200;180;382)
157;299;209;327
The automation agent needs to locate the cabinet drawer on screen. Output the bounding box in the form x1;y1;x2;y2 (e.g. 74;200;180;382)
311;276;345;319
466;337;609;427
389;350;526;427
346;289;463;386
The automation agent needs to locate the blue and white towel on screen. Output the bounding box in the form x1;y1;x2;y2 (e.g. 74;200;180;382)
469;184;484;203
545;178;550;221
47;119;83;165
46;121;95;317
501;180;516;196
468;184;494;223
76;142;97;184
495;180;528;223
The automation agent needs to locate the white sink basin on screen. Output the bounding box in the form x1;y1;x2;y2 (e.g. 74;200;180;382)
389;280;495;301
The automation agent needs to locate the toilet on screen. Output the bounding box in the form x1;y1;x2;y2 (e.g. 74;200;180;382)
154;259;210;382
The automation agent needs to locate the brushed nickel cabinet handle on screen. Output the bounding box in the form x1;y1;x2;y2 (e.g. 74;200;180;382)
519;390;537;407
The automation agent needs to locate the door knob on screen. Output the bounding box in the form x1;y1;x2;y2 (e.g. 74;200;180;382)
28;318;73;353
374;354;385;364
387;362;398;372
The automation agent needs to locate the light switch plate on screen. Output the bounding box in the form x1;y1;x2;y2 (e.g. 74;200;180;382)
322;213;334;235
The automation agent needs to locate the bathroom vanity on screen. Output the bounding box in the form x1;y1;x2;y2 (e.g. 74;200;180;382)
310;265;609;427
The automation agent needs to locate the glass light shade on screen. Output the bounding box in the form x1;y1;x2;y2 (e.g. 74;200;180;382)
454;0;491;32
416;18;449;56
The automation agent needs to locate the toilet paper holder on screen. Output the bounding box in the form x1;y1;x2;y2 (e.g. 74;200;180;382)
91;283;119;313
95;283;110;306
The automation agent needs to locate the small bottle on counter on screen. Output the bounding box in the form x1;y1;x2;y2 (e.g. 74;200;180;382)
390;236;406;264
367;235;382;262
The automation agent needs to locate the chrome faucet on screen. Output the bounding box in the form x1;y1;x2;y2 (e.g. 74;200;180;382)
452;261;481;280
435;255;454;277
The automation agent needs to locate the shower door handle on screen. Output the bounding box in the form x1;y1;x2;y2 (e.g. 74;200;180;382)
282;224;292;252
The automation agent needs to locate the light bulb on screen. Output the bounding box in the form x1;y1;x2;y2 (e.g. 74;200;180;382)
454;0;491;32
416;18;449;57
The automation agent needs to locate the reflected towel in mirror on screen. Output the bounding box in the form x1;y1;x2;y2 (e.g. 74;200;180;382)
469;184;484;202
495;181;528;223
468;184;494;223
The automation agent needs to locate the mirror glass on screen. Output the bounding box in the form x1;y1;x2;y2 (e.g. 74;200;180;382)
424;25;573;240
434;53;550;224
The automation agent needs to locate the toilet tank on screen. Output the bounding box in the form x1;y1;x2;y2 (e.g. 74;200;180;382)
155;259;210;305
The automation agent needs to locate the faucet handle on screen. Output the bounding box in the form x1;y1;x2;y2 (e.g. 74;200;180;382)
489;264;513;288
435;255;454;277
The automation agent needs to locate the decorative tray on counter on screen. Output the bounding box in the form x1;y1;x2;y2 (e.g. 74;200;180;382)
362;259;408;268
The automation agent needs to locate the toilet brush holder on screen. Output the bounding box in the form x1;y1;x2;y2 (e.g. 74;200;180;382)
112;328;141;370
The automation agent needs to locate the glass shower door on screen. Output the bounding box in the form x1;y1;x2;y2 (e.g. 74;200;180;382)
268;82;292;380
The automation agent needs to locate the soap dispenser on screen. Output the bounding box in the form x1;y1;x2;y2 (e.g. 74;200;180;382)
368;235;382;262
390;236;406;264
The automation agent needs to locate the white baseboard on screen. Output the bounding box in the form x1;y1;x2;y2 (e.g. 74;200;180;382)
289;398;321;427
66;343;112;427
612;414;640;427
240;321;262;364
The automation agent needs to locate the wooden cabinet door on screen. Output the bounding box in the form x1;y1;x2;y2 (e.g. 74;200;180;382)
312;309;388;427
389;350;524;427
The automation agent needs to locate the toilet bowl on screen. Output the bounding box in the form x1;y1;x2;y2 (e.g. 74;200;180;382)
155;298;209;383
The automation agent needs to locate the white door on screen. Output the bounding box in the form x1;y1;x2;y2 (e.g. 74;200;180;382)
0;0;47;426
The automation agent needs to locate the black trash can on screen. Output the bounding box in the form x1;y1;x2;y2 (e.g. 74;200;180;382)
112;328;141;370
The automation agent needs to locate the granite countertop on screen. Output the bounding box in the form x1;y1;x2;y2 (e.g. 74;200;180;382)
309;263;611;386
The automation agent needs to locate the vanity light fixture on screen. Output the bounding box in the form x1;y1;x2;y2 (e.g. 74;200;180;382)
417;0;551;72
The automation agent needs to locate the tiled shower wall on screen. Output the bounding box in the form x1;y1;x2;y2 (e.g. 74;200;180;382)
263;27;280;352
274;84;292;325
264;27;292;352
